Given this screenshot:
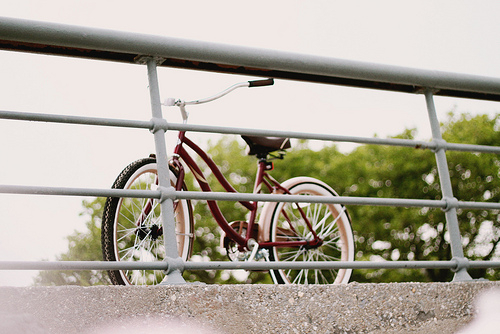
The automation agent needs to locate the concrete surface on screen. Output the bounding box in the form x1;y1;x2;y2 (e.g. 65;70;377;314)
0;281;499;333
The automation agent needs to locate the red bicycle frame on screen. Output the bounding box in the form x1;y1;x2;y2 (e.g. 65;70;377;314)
170;131;322;251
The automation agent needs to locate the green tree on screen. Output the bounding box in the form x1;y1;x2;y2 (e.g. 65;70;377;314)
35;113;500;285
35;198;110;285
277;113;500;282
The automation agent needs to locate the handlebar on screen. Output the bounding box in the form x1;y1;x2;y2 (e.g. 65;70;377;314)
164;78;274;107
248;78;274;87
163;78;274;122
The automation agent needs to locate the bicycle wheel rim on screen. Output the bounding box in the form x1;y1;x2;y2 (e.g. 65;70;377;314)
269;180;354;284
114;165;165;285
109;161;193;285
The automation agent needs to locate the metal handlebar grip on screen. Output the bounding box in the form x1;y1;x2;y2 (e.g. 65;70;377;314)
248;78;274;87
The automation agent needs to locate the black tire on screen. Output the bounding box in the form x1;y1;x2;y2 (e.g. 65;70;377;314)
101;157;194;285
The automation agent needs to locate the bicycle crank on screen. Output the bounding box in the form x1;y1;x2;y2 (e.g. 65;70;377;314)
223;221;261;262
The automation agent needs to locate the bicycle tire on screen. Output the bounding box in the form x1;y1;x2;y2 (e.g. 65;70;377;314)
101;157;194;285
266;177;354;284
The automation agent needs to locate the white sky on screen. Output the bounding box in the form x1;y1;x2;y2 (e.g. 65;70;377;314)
0;1;499;286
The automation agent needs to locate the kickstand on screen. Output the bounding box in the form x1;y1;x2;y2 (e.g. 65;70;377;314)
246;240;259;262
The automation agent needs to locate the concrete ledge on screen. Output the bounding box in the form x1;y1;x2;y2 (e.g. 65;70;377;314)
1;282;499;333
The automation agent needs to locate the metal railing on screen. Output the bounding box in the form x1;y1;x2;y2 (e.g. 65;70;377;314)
0;17;499;284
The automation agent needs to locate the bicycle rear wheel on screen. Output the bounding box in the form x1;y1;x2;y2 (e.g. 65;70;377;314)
267;177;354;284
101;157;194;285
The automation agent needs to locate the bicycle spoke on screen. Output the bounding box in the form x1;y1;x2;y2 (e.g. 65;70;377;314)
304;211;330;241
318;207;346;239
317;267;330;284
315;251;340;262
291;268;304;284
120;230;150;260
116;227;137;243
303;268;310;284
311;203;322;228
145;237;156;259
118;206;137;226
279;248;306;262
322;239;342;253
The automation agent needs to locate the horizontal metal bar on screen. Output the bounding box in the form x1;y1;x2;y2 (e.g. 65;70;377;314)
445;142;500;154
176;191;500;210
0;185;160;199
2;260;500;271
168;123;500;154
2;184;499;211
2;110;500;154
177;191;447;208
0;110;428;149
0;184;445;208
0;261;168;271
1;17;500;101
183;260;500;271
186;261;458;270
458;201;500;210
0;109;152;129
169;123;435;150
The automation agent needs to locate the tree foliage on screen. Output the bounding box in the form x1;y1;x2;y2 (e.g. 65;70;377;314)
34;198;111;285
35;113;500;285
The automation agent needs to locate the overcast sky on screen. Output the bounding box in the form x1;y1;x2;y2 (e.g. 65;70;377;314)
1;1;499;286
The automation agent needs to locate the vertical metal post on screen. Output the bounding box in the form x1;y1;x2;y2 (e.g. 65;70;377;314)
424;90;472;281
146;58;186;284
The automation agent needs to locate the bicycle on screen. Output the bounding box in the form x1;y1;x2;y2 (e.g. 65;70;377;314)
101;78;355;285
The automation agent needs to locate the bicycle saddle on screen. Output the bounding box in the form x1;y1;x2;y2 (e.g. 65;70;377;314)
241;135;291;157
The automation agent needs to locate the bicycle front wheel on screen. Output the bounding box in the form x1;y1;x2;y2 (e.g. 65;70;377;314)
267;177;354;284
101;157;194;285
